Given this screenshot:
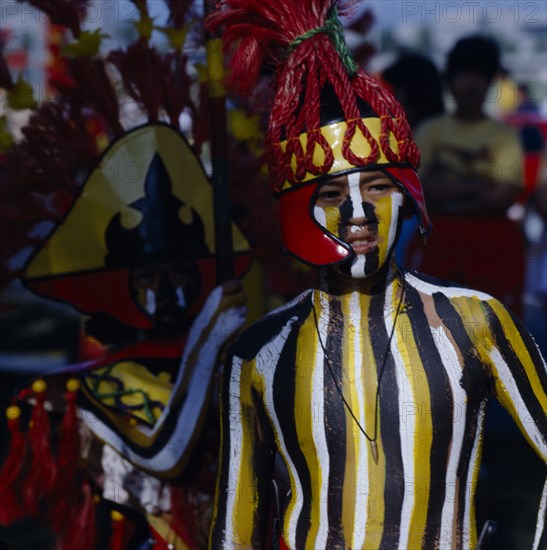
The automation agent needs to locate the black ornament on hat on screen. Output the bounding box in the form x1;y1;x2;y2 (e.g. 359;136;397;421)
105;153;210;268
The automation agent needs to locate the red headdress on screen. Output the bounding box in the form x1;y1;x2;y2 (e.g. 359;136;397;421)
207;0;431;267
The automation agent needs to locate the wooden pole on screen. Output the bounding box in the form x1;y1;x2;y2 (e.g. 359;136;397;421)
204;0;234;283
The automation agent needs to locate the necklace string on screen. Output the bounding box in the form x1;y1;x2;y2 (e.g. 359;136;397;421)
312;268;406;456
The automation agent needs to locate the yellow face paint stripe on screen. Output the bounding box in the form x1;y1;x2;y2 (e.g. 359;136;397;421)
324;206;341;236
374;194;395;268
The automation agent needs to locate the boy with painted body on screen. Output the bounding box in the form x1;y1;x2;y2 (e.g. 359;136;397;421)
207;1;547;548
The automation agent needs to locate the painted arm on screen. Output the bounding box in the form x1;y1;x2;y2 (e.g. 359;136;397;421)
78;282;248;476
482;299;547;550
209;349;276;549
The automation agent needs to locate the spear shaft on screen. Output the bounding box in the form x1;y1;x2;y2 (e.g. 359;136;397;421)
204;0;234;283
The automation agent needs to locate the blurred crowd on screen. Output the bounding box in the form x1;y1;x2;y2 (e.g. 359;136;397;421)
380;35;547;550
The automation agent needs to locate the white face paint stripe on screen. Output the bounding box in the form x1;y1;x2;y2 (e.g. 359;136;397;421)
463;400;486;549
254;319;303;547
312;292;331;548
349;291;369;549
347;172;371;278
348;171;365;220
431;326;468;547
314;205;327;227
145;288;156;315
350;254;366;278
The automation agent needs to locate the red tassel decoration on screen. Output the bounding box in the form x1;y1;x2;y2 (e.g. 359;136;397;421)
0;404;27;525
108;510;127;550
51;378;82;532
60;477;96;550
21;379;57;517
170;484;197;548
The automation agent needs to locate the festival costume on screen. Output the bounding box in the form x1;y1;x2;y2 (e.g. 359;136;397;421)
406;111;526;317
206;1;547;548
0;2;252;548
215;270;546;549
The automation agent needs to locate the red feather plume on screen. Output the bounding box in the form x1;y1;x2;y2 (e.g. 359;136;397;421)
207;0;419;191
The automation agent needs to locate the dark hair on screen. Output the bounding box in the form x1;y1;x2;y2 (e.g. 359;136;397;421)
382;53;444;127
446;35;500;82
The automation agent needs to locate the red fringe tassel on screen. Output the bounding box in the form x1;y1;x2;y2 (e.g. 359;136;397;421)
21;386;57;517
0;410;27;525
60;478;96;550
51;383;81;532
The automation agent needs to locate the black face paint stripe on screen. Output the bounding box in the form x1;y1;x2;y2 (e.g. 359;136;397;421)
362;201;377;222
339;194;354;226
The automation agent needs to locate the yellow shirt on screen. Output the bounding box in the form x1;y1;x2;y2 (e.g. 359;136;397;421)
416;114;524;188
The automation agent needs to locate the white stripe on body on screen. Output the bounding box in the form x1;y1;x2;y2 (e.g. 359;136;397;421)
224;355;245;547
384;281;417;550
311;291;332;548
533;479;547;550
431;326;468;547
349;291;370;549
405;273;493;301
254;318;304;547
489;348;545;452
463;401;486;549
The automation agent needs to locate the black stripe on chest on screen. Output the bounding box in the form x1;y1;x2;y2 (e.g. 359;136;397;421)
323;297;348;546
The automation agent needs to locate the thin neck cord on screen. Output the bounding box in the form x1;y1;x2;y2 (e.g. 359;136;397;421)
312;268;406;443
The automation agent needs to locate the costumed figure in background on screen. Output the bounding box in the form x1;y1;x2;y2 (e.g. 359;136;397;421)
207;1;547;548
406;36;526;317
0;1;251;548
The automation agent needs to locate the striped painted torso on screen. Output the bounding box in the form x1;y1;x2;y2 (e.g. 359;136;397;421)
211;270;546;550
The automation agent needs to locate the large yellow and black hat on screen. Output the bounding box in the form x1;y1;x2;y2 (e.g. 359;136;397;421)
23;124;250;329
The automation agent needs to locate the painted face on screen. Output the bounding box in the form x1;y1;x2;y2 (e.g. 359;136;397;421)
313;170;405;278
130;259;201;333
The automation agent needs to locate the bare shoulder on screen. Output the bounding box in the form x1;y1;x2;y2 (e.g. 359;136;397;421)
404;270;509;333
